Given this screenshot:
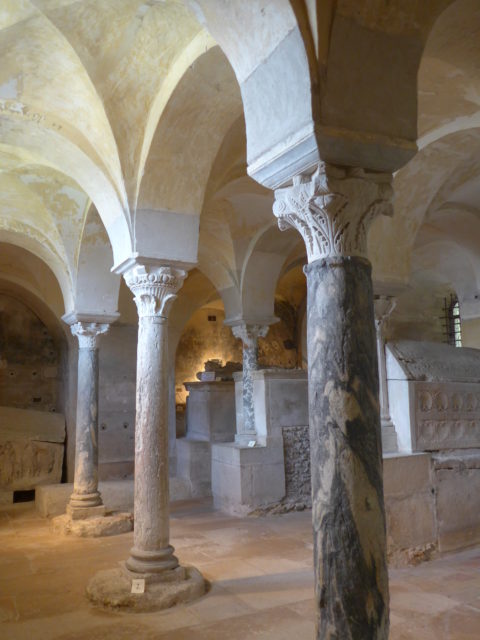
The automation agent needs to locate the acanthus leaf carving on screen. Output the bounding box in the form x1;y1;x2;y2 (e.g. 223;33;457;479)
273;163;393;262
71;322;110;349
123;264;187;319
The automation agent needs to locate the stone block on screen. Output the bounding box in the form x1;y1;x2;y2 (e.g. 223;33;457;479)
211;439;286;515
383;453;436;558
386;492;436;551
0;406;65;443
0;440;63;491
36;477;194;518
252;369;308;441
433;450;480;552
52;512;133;537
184;381;236;442
0;490;13;505
176;438;212;497
383;453;432;497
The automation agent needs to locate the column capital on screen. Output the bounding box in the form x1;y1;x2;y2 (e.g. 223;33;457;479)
123;263;187;319
232;323;269;349
71;322;109;349
273;163;393;262
374;295;396;333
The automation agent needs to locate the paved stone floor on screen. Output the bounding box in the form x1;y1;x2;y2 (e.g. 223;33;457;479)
1;499;479;639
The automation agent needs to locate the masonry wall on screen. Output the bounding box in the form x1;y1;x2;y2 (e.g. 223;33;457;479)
0;294;63;413
175;299;299;405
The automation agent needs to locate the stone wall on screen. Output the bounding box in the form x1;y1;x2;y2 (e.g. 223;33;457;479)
175;307;242;405
97;324;137;479
175;300;299;405
0;294;63;412
282;425;311;501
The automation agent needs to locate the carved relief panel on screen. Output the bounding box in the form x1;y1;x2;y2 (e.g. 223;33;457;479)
415;382;480;450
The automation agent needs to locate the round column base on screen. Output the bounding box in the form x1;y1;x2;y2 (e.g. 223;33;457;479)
51;511;133;537
69;491;103;509
126;545;179;574
86;563;206;612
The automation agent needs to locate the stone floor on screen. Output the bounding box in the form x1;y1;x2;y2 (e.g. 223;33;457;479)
1;499;479;639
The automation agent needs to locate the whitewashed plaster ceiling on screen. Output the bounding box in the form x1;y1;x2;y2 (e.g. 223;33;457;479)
0;0;478;325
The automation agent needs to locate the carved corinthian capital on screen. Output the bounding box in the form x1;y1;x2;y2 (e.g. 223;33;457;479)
123;263;187;318
232;324;269;350
273;163;394;262
71;322;109;349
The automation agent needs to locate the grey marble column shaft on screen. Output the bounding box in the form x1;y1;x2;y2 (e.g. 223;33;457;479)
232;323;268;442
306;257;388;638
69;322;109;512
274;163;392;639
124;263;186;574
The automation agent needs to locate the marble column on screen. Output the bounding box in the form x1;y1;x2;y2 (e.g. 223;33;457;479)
274;164;392;639
67;322;109;518
232;323;269;444
374;295;398;453
124;262;187;575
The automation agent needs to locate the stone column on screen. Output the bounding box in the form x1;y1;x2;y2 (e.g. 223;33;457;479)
274;164;392;639
86;262;205;610
374;295;398;453
232;323;268;444
122;263;186;574
67;322;109;518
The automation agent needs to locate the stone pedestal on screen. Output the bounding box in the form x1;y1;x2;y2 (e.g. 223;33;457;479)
177;380;236;498
211;439;285;515
184;381;236;441
274;164;391;639
87;261;205;610
86;564;205;612
212;369;308;514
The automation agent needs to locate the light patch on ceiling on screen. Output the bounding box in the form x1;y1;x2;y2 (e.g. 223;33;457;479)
0;75;20;99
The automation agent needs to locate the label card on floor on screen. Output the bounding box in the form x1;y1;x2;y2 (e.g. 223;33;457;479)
131;579;145;594
248;440;256;448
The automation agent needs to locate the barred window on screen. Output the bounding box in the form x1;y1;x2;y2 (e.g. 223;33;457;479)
443;295;462;347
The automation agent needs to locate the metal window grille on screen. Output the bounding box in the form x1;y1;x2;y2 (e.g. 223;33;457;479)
442;295;462;347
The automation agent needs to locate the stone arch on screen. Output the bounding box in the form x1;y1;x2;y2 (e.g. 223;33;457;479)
0;233;72;313
73;205;121;317
187;0;317;186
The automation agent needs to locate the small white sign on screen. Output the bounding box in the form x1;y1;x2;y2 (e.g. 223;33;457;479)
131;578;145;594
248;440;256;448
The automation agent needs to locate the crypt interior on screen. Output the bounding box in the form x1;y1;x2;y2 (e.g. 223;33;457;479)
2;1;480;639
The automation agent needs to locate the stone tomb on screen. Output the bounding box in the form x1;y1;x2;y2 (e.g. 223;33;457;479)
212;368;308;515
387;340;480;551
176;380;236;497
0;406;65;504
387;340;480;452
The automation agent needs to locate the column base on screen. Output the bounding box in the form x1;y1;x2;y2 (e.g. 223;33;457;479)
67;503;106;520
126;545;179;574
234;432;257;446
51;511;133;537
86;562;206;612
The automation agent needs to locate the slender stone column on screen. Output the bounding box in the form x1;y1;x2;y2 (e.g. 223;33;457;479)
68;322;109;517
374;295;398;453
274;164;392;639
124;263;187;575
232;323;269;444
